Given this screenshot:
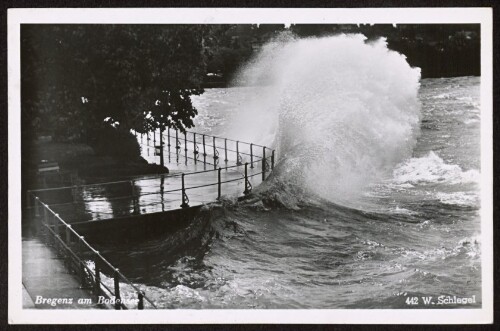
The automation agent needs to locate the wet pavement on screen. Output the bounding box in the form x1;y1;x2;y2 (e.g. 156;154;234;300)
29;136;271;224
22;131;273;310
22;238;99;309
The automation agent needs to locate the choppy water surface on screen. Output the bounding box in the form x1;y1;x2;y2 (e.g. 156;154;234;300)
93;32;481;310
96;75;480;309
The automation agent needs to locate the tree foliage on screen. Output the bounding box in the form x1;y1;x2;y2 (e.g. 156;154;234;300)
21;24;211;143
21;23;480;145
289;24;480;78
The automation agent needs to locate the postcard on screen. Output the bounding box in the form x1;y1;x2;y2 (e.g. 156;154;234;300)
8;7;493;324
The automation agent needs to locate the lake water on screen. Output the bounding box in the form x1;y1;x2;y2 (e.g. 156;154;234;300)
96;76;481;309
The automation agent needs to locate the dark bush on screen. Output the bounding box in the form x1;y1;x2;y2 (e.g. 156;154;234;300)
90;126;141;160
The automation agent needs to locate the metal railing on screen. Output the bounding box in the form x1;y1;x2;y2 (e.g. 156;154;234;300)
137;129;273;168
28;195;157;310
26;130;275;221
27;158;274;221
24;130;277;310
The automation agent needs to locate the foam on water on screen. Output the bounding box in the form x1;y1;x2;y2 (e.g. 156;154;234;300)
392;151;480;186
435;191;480;207
227;34;421;204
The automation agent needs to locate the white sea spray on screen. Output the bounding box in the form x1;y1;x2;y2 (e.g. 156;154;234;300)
228;34;421;205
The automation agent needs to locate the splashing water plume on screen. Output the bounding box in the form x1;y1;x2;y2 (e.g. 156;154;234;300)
228;34;421;206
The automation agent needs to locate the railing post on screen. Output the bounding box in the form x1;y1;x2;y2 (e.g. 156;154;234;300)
130;180;135;195
213;136;218;169
80;261;88;289
180;174;189;208
130;180;139;213
193;133;197;164
49;211;56;247
53;213;62;255
35;197;40;217
224;139;228;162
244;163;250;195
50;209;55;227
94;252;101;301
138;291;144;310
236;141;242;165
79;236;85;255
175;129;180;152
48;209;54;235
34;199;43;234
159;127;165;167
55;213;62;236
184;131;187;156
236;141;239;162
262;147;266;181
250;143;254;168
65;224;71;245
43;202;48;224
271;150;275;170
202;135;207;164
52;212;61;231
114;269;121;310
79;236;87;288
167;127;171;149
48;209;54;227
183;132;187;164
217;167;222;200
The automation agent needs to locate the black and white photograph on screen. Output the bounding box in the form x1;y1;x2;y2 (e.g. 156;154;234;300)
8;7;493;324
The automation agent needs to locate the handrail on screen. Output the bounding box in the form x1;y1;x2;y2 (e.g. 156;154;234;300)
28;156;269;197
27;153;274;219
42;224;129;309
154;136;262;159
145;129;272;158
143;138;262;161
158;129;268;149
31;196;157;309
26;130;277;310
28;129;273;195
140;141;266;170
27;159;273;225
29;155;271;206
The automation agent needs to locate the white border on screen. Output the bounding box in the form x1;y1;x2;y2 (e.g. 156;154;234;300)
8;7;493;324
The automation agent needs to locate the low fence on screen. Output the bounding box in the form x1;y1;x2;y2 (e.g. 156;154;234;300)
26;131;275;222
136;128;273;169
29;196;157;309
25;130;277;310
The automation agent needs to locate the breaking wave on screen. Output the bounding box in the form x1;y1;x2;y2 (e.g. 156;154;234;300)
392;151;480;186
228;33;421;205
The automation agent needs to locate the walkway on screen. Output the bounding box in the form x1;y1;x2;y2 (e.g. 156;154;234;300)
22;237;98;309
22;130;274;310
27;130;274;225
